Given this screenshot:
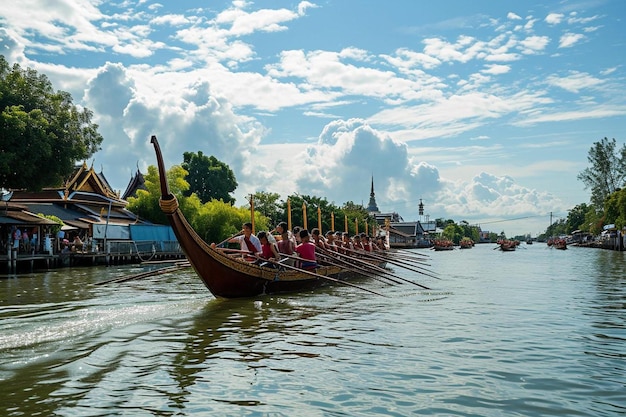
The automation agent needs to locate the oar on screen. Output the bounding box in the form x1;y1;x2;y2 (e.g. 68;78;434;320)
216;231;243;247
388;249;431;261
339;246;440;281
290;251;401;286
315;250;404;285
259;256;387;297
387;252;430;262
320;248;432;290
95;264;189;285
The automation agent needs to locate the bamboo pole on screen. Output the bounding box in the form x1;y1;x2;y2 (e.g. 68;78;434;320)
287;198;292;231
302;202;307;230
317;206;322;233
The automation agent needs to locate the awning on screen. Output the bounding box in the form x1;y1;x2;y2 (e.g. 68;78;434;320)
1;211;59;225
63;219;92;229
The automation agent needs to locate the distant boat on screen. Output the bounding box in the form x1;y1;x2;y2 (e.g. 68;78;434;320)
498;239;516;251
432;238;454;251
459;237;474;249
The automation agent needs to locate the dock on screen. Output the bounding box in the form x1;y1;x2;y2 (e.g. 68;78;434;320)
1;240;186;274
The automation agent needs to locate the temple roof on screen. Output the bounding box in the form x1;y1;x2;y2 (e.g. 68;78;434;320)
122;169;147;200
366;176;380;213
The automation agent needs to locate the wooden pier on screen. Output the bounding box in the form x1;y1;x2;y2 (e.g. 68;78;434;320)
1;240;186;274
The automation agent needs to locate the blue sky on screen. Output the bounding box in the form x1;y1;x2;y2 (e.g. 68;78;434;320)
1;0;625;236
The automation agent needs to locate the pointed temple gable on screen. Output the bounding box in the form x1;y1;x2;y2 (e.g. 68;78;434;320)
122;169;147;201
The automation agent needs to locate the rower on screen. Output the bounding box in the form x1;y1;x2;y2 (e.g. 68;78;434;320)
256;231;280;267
295;229;317;270
311;228;328;250
228;222;261;262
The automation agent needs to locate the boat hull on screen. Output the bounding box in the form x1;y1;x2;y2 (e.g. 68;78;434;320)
151;135;379;299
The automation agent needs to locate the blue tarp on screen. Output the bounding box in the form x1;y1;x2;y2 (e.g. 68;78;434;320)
92;223;176;241
93;224;130;239
129;224;177;241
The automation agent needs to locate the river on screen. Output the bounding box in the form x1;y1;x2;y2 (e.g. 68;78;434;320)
1;243;624;416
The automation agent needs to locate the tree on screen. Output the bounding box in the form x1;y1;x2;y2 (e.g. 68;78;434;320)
603;188;626;231
565;203;589;233
181;151;237;204
277;194;344;233
127;164;271;244
127;165;199;226
577;137;626;209
252;191;282;227
0;55;103;190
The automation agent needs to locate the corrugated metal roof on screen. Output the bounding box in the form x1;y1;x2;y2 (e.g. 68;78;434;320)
26;203;86;221
3;211;59;225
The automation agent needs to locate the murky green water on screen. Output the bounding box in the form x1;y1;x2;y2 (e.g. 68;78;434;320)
1;244;624;416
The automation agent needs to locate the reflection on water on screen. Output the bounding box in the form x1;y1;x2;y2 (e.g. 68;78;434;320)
1;246;625;416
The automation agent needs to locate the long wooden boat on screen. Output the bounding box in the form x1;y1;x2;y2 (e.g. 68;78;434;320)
432;238;454;251
150;136;379;298
498;239;517;251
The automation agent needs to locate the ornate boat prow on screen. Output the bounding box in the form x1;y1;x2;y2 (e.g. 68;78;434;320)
150;135;360;298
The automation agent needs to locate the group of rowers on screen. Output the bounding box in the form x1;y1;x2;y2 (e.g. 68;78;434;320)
222;221;389;270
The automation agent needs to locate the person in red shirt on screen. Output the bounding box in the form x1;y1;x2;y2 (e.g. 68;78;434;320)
256;231;280;267
295;229;317;270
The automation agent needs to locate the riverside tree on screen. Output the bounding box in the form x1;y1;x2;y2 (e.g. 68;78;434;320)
181;150;237;205
577;137;626;209
127;164;269;244
0;55;103;190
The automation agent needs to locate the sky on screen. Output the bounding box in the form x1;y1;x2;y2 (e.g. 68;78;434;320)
1;0;625;237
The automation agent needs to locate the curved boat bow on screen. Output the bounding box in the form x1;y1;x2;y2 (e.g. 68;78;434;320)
150;135;349;298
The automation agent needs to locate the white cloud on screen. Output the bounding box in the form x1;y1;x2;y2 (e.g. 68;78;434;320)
545;13;564;25
0;0;622;236
559;33;585;48
518;35;549;54
482;64;510;75
546;71;602;93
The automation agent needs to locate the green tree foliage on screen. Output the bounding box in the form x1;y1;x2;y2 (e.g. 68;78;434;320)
338;200;373;235
252;191;282;227
565;203;589;233
0;55;103;190
38;214;63;236
127;165;197;226
577;137;626;209
181;151;237;204
442;223;464;244
603;188;626;231
435;218;455;229
546;218;567;238
458;220;480;243
127;164;270;244
583;205;604;235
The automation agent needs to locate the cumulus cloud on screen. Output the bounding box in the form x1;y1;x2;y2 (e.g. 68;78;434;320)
287;119;443;205
432;172;560;222
518;35;550;54
0;28;23;63
82;62;265;193
545;13;564;24
558;33;584;48
545;71;602;93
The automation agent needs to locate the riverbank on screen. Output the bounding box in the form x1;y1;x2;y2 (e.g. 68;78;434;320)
1;241;185;274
